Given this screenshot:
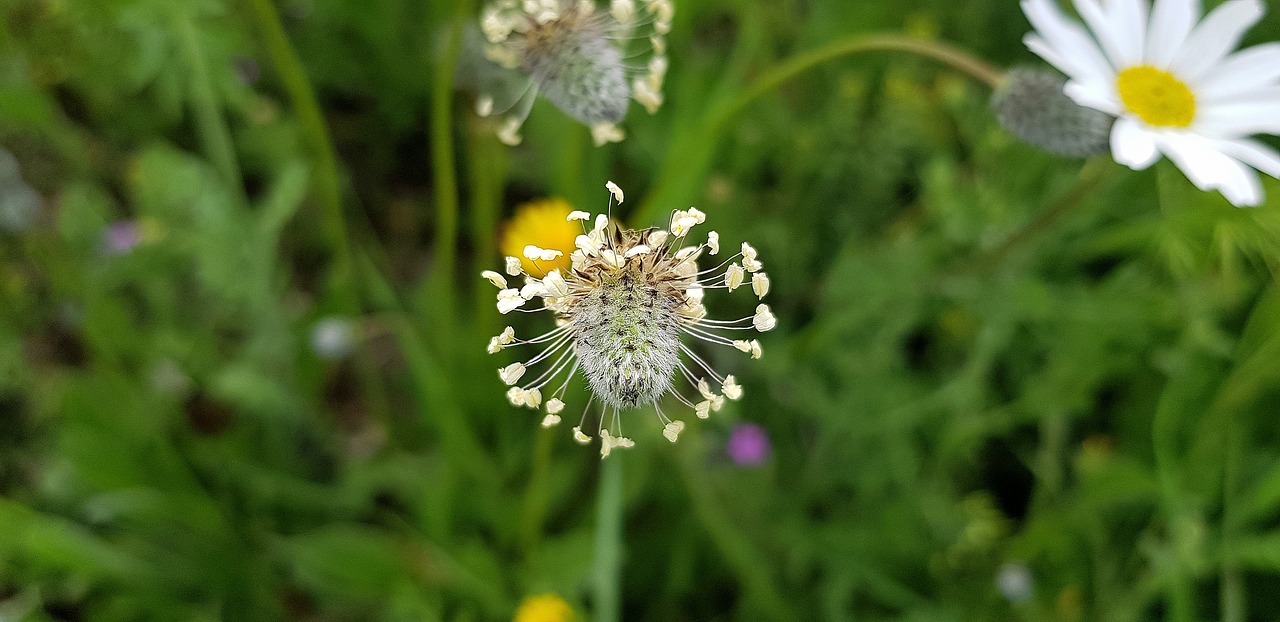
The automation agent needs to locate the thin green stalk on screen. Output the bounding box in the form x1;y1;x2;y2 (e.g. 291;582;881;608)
428;0;474;315
519;426;556;554
677;441;794;621
1212;284;1280;622
465;117;507;325
176;4;301;375
1152;389;1195;622
174;10;246;205
592;456;624;622
633;35;1004;227
243;0;392;428
244;0;350;276
972;158;1115;271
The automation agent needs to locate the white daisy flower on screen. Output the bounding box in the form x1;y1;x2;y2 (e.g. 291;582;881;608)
1021;0;1280;206
486;182;771;457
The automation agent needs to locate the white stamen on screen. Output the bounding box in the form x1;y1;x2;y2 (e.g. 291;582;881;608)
726;264;745;291
753;304;777;332
480;270;507;288
605;181;625;204
662;420;684;442
751;272;770;298
543;270;571;297
499;362;526;385
722;375;742;400
497;117;523;146
497;288;526;314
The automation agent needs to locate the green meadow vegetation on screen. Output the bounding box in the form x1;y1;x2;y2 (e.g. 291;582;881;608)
2;0;1280;620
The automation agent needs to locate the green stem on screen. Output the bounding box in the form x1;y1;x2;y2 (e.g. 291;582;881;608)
677;442;794;621
592;456;624;622
519;426;556;555
633;35;1003;227
174;10;246;204
1213;283;1280;622
465;116;507;326
243;0;392;428
244;0;350;275
429;1;473;313
972;158;1115;271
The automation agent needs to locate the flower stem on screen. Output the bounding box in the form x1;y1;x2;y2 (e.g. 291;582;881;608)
243;0;392;427
427;0;475;321
244;0;350;274
676;441;794;620
174;10;246;205
592;455;624;622
633;34;1003;227
972;158;1116;271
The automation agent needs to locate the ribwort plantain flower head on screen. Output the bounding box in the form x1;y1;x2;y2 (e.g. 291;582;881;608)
477;0;672;146
483;182;774;458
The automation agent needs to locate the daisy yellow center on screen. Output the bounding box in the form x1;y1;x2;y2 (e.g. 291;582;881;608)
1115;65;1196;128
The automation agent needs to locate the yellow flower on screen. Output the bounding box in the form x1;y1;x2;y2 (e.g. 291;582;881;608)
513;593;575;622
501;198;579;275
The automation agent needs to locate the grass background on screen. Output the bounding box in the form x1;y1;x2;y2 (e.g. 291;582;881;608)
3;0;1280;619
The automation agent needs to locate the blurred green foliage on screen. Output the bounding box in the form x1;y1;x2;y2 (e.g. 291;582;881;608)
2;0;1280;620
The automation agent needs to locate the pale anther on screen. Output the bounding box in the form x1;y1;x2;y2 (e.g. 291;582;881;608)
481;270;507;288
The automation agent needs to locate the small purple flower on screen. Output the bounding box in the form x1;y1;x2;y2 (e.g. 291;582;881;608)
103;221;143;255
727;422;771;466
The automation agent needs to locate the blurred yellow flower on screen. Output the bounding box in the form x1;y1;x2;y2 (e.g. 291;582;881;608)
502;198;579;275
513;593;575;622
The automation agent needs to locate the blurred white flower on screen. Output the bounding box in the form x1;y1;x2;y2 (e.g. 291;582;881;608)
996;561;1034;603
311;317;357;361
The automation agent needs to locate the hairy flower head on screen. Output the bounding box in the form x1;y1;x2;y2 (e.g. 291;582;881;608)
477;0;672;146
992;67;1114;157
484;182;774;457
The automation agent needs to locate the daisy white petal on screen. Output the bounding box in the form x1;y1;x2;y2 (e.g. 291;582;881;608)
1196;44;1280;103
1110;118;1162;170
1063;81;1123;116
1195;97;1280;138
1074;0;1145;68
1023;0;1280;206
1020;0;1116;84
1162;133;1264;207
1216;138;1280;178
1171;0;1264;82
1146;0;1199;66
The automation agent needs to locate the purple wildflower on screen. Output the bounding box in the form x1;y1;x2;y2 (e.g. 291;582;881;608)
727;422;771;466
